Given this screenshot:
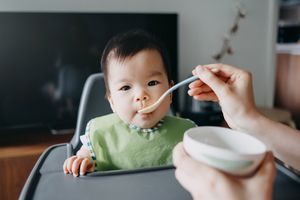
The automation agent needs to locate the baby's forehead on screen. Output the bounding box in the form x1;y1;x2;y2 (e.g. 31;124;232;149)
108;64;167;77
108;48;161;61
106;49;169;80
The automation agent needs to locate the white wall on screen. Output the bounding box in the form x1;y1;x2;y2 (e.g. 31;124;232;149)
0;0;278;109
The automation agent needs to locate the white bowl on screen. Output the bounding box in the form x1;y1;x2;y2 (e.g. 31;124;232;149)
183;126;267;176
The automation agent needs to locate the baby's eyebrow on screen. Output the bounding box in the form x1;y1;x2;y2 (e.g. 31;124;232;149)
147;71;163;77
114;78;130;84
112;71;164;84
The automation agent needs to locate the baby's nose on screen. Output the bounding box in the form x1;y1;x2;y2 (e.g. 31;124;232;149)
135;94;149;102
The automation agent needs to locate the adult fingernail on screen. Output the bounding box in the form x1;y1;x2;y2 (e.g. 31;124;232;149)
196;65;204;73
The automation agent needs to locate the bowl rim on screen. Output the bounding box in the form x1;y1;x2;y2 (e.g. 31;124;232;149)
184;126;267;157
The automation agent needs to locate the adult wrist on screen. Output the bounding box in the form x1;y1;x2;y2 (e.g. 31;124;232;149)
238;109;265;135
242;111;272;145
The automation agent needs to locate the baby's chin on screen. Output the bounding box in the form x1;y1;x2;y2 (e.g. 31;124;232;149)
119;110;165;128
130;118;160;129
133;121;158;129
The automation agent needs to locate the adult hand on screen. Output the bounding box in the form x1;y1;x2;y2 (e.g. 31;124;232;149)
173;142;275;200
188;64;259;131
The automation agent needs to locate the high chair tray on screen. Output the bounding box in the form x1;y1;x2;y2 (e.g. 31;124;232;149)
20;143;300;200
19;144;191;200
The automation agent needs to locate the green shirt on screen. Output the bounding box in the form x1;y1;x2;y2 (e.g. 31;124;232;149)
86;113;196;171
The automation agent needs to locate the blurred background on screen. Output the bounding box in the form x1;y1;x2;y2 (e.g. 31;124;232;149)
1;0;300;199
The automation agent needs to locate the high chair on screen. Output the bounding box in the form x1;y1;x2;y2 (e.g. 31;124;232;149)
19;73;189;200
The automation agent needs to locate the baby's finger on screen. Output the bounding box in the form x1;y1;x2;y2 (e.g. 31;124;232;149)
67;156;77;174
79;158;89;176
72;157;84;177
63;159;69;174
80;158;94;176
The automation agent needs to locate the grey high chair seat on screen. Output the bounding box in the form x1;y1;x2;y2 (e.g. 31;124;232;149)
70;73;112;153
20;73;300;200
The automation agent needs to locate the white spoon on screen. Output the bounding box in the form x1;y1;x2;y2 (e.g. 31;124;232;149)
138;68;219;114
138;76;199;114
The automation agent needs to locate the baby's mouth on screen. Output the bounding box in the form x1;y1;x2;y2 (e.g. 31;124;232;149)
137;101;152;114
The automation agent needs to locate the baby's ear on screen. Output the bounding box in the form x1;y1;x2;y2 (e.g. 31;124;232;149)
107;95;115;112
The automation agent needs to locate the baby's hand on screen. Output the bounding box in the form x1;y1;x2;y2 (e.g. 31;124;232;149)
63;155;95;177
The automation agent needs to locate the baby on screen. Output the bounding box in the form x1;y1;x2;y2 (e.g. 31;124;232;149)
63;29;196;176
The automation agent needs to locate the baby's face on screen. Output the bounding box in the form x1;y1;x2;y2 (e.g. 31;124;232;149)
107;49;172;128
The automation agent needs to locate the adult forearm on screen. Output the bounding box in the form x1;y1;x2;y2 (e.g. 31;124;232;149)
245;114;300;171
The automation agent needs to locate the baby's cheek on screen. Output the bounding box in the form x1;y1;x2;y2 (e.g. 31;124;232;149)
119;104;133;114
118;104;135;118
126;104;133;110
116;100;131;110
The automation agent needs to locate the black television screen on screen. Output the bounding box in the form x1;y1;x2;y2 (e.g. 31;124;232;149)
0;12;178;133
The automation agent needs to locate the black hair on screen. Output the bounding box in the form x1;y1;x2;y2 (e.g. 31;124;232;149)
100;29;172;95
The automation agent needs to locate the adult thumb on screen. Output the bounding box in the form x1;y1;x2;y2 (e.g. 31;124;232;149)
251;152;276;182
195;66;227;96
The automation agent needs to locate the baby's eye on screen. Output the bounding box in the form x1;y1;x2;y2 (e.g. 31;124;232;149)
120;85;131;91
148;80;159;86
